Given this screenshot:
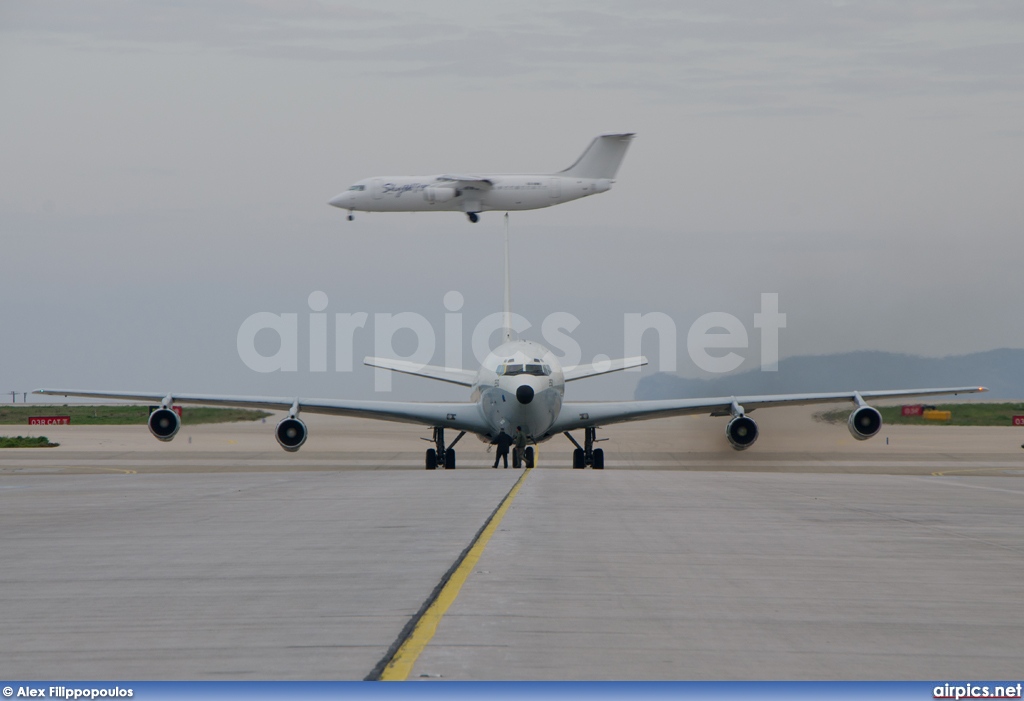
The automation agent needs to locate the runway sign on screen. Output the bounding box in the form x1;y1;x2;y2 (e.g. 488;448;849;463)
28;416;70;425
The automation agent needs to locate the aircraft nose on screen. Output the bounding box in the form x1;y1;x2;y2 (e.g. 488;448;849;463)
516;384;534;405
328;192;348;208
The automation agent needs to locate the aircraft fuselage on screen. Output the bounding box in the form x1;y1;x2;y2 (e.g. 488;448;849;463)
329;174;613;215
471;339;565;442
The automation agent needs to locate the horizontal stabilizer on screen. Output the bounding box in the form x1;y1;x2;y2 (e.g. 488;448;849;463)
363;357;477;387
563;356;648;382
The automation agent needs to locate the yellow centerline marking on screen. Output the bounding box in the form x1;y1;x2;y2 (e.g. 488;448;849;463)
379;468;531;681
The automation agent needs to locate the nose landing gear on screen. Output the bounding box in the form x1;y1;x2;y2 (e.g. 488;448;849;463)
511;445;536;469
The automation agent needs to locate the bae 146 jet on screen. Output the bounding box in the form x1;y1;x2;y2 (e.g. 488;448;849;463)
36;219;986;469
328;133;634;223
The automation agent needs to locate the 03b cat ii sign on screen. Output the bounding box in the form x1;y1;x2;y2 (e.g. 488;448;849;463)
29;416;70;425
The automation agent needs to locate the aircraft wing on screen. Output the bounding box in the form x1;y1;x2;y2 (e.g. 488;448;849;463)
33;389;490;434
437;174;494;186
548;386;986;434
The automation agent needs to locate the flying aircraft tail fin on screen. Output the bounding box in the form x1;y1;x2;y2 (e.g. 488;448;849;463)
557;133;635;179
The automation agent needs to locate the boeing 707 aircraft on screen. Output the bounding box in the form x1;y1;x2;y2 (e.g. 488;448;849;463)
328;133;634;223
36;219;986;469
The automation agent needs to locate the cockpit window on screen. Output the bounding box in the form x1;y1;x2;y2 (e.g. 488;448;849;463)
497;363;551;377
348;185;366;191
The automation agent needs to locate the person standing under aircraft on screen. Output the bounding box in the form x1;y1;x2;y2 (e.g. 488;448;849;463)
493;428;513;469
513;426;527;469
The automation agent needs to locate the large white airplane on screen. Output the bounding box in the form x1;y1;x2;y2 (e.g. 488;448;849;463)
328;133;635;223
36;219;986;469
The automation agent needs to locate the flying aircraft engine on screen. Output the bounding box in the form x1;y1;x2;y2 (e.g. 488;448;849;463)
422;186;457;203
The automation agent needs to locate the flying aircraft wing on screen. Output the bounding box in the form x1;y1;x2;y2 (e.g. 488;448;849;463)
33;389;490;434
548;386;986;434
437;174;494;186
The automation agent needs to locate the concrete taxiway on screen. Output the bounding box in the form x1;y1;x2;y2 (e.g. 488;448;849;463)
2;406;1023;679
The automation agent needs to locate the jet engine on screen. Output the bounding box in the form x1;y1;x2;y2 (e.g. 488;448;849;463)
276;416;308;452
423;186;457;204
148;407;181;442
848;406;882;440
726;415;759;451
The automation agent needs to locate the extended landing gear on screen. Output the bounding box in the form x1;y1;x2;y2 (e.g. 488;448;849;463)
466;212;479;223
347;210;354;221
424;427;465;470
511;446;536;469
565;428;605;469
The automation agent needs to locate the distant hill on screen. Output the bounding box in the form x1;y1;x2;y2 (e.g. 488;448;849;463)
635;349;1024;401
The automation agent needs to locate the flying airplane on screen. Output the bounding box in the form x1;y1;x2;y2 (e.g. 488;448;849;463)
327;133;635;223
35;218;986;469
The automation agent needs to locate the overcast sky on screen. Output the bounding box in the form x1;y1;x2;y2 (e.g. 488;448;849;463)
2;1;1023;402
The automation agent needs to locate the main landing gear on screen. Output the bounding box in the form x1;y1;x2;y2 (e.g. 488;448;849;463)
466;212;479;223
424;427;465;470
564;427;605;469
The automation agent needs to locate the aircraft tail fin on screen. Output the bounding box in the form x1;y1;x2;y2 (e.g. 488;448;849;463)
557;133;635;179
